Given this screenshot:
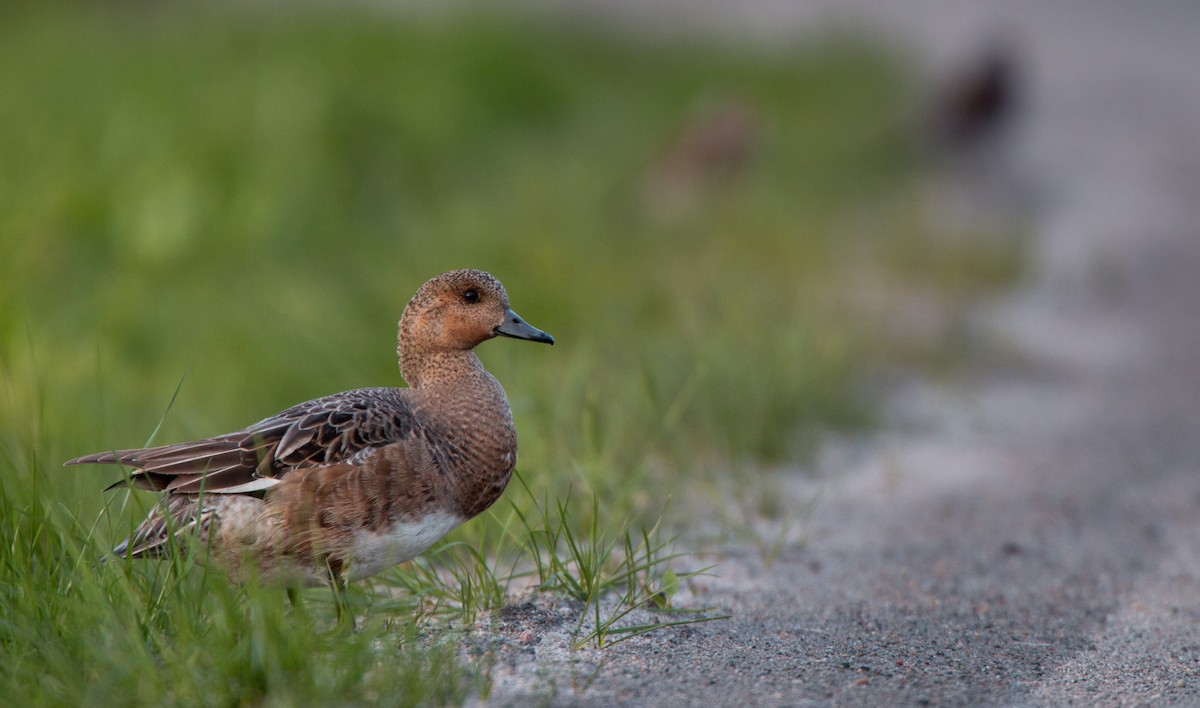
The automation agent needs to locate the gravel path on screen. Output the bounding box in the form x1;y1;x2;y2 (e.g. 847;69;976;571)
479;1;1200;703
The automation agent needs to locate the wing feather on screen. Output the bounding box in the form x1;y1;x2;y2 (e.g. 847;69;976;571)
66;387;419;496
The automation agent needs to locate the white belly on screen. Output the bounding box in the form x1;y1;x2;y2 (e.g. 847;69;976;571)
343;512;465;581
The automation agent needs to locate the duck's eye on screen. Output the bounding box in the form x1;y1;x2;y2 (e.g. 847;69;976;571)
463;289;480;303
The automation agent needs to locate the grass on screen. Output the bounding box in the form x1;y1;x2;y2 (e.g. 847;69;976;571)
510;480;721;649
0;2;1022;703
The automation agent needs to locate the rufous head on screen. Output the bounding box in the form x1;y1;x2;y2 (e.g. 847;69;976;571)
398;269;553;383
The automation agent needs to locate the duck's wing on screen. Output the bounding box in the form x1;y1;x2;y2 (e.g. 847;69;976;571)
64;387;420;495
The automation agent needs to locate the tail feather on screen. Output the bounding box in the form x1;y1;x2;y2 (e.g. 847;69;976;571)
64;436;275;495
112;495;215;560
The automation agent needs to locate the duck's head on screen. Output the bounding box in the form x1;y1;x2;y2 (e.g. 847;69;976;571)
399;270;554;370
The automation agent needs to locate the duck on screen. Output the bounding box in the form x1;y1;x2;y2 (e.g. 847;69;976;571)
66;269;553;594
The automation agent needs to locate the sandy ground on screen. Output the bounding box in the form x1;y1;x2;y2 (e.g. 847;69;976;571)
469;1;1200;704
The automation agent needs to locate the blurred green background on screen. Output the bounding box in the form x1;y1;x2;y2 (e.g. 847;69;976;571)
0;1;1021;530
0;2;1020;701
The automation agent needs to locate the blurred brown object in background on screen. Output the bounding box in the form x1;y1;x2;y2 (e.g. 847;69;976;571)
644;98;758;212
930;43;1018;150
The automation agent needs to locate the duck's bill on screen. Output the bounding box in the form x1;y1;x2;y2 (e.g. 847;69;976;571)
496;308;555;344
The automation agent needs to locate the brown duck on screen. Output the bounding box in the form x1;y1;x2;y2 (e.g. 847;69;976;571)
66;269;553;590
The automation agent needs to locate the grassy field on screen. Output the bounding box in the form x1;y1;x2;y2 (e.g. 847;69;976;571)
0;3;1020;703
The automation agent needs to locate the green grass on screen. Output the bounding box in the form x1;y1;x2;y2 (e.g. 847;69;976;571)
509;480;722;649
0;2;1022;703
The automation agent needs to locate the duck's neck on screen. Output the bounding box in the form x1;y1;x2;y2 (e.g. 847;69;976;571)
402;348;514;441
403;347;518;518
400;347;488;390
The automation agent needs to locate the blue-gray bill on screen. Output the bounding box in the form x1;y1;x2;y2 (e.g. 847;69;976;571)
495;307;554;345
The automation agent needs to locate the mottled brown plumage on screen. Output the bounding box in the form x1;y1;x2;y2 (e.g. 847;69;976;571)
66;269;553;587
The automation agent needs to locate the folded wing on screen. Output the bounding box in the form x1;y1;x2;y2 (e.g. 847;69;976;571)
64;387;419;495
